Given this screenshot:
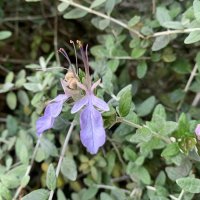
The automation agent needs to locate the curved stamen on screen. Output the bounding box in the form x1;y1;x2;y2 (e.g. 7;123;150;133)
58;48;77;78
77;40;91;88
70;40;78;74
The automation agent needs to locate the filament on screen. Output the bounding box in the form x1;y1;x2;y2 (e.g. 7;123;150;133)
70;40;78;73
58;48;77;78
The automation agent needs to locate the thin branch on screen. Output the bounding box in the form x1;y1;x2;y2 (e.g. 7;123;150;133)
152;0;156;14
13;136;42;200
177;64;198;111
95;184;131;194
147;186;182;200
118;117;171;144
0;57;34;64
60;0;144;38
0;138;9;144
53;4;61;66
177;190;184;200
192;92;200;106
0;65;10;73
149;28;200;38
111;175;130;183
184;64;198;92
106;56;150;60
143;125;171;144
117;117;142;129
1;14;57;22
107;136;125;167
48;120;75;200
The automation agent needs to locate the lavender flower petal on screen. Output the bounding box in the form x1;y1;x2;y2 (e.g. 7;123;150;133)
36;94;70;135
36;115;55;136
195;124;200;140
80;105;106;154
45;94;70;117
51;94;69;102
71;96;88;114
92;95;109;111
45;101;65;118
91;79;101;91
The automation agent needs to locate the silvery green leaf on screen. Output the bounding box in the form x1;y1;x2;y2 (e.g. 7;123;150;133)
176;177;200;193
100;193;114;200
57;189;67;200
152;35;170;51
5;72;14;83
136;96;156;117
24;83;43;92
0;182;12;200
57;2;69;12
128;16;140;27
0;83;14;93
61;157;77;181
17;90;30;106
40;138;58;157
156;7;171;26
0;31;12;40
21;175;30;187
1;174;19;189
119;85;132;117
63;8;87;19
22;189;49;200
15;139;29;164
90;0;106;8
162;21;184;29
6;92;17;110
137;61;147;79
46;164;56;190
193;0;200;22
184;31;200;44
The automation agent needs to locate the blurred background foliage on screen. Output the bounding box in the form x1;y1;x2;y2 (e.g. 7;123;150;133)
1;0;200;199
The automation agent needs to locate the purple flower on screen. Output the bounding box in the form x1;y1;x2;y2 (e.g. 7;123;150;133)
195;124;200;140
36;94;70;135
70;42;110;154
71;81;109;154
36;42;109;154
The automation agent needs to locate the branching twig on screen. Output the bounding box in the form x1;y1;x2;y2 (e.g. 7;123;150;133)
149;28;200;38
0;57;34;64
60;0;144;38
106;56;150;60
152;0;156;14
48;120;75;200
107;136;125;167
117;117;142;129
192;92;200;106
118;117;171;144
177;64;198;111
1;14;57;22
95;184;131;194
0;65;10;73
53;4;61;66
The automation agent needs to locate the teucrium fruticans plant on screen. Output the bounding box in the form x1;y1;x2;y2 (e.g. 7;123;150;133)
2;0;200;200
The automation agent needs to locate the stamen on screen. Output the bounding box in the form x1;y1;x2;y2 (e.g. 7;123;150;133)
85;44;89;66
70;40;78;73
76;40;82;48
58;48;72;66
58;47;77;78
76;40;90;79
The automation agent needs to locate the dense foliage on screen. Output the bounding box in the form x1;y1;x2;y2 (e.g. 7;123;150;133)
1;0;200;199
